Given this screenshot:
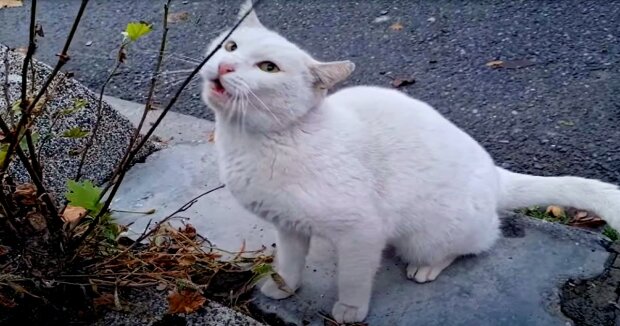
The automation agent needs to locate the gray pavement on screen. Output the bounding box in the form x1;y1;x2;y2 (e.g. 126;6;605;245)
106;114;612;324
1;0;619;185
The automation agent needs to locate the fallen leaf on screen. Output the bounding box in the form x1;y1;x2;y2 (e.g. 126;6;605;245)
485;60;504;69
391;77;415;88
0;245;9;256
62;205;87;223
93;293;115;310
0;293;16;309
27;212;47;231
167;289;207;314
568;210;605;229
167;11;190;23
0;0;23;9
207;131;215;143
485;59;534;69
545;205;565;218
178;254;196;267
14;183;37;205
180;224;197;239
389;22;404;31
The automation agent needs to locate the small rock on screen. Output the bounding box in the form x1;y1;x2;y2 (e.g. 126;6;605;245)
427;17;436;23
85;41;93;46
380;10;389;15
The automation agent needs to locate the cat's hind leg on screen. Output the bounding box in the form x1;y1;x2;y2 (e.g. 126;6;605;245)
406;255;456;283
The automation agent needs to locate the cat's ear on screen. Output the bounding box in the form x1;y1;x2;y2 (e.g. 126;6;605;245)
238;0;263;28
311;61;356;89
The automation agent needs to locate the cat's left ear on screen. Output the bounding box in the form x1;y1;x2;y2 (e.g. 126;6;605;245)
238;0;263;28
311;60;356;89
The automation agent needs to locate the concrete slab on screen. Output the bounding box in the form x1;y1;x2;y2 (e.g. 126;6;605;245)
111;140;611;326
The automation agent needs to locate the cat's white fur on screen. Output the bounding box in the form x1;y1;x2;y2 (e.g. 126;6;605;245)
200;2;620;323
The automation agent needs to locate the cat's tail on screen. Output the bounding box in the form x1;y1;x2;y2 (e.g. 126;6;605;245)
496;167;620;230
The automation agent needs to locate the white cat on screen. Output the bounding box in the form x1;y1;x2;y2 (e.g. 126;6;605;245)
200;2;620;323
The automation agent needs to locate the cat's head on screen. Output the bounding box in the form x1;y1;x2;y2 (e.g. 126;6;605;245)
200;0;355;132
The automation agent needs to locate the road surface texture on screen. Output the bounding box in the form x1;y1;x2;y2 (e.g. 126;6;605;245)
1;0;619;185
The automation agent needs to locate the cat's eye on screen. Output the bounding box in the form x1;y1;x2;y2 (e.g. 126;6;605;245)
224;41;237;52
257;61;280;73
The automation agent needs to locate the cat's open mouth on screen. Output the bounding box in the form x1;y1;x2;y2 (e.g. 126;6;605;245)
211;78;226;95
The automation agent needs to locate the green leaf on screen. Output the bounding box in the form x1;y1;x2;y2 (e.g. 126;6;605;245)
123;21;152;42
65;179;102;212
59;98;87;116
252;263;274;276
18;131;39;152
62;127;89;139
0;144;8;164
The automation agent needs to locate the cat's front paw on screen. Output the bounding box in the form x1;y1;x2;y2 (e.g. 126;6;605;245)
260;277;294;299
331;301;369;323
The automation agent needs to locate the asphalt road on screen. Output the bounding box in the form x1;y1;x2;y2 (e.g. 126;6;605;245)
1;0;619;183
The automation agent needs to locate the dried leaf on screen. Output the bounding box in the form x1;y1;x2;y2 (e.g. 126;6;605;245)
93;293;115;310
207;131;215;143
167;11;190;23
485;59;534;69
62;205;88;223
27;212;47;231
0;0;22;9
14;183;37;205
0;245;9;256
0;293;16;309
545;205;565;218
391;77;415;88
485;60;504;69
389;22;404;31
574;211;588;219
568;210;605;229
167;290;207;314
180;224;197;239
178;254;196;267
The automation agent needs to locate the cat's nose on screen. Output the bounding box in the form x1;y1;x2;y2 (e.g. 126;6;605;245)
218;63;235;75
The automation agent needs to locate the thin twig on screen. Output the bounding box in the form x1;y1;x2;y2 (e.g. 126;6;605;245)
97;0;263;223
0;0;89;178
2;50;12;124
74;60;122;181
103;0;172;195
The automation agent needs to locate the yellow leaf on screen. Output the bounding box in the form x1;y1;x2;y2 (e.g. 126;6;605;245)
389;22;404;31
62;205;88;223
0;0;22;9
545;205;565;218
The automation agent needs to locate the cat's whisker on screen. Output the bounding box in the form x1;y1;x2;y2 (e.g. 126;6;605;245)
236;79;283;126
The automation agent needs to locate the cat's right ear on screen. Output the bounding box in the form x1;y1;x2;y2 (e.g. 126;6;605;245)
311;61;356;89
238;0;263;28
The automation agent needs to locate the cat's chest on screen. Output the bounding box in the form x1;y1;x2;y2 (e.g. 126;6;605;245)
216;136;312;226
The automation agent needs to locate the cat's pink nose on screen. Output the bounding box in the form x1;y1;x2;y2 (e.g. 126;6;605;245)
218;63;235;75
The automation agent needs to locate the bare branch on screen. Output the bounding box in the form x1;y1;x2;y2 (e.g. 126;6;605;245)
103;0;172;195
97;0;263;219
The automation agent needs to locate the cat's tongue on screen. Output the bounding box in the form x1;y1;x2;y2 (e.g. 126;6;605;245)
212;78;226;94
